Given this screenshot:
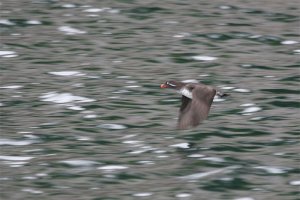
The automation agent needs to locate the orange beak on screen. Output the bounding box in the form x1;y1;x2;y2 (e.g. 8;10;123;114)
160;84;167;88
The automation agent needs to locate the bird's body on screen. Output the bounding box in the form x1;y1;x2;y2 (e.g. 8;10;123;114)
160;80;227;129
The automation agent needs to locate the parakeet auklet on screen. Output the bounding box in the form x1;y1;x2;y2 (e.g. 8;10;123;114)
160;80;228;129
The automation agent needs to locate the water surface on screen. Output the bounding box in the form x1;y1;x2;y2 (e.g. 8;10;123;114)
1;0;299;200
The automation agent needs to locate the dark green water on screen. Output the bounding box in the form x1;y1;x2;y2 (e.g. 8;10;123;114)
1;0;299;200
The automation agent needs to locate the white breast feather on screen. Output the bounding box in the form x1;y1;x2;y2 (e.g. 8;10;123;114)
179;88;193;99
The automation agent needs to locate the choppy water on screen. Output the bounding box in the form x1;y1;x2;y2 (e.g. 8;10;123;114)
1;1;299;200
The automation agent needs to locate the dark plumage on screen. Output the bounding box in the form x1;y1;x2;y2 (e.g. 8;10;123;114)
160;80;226;129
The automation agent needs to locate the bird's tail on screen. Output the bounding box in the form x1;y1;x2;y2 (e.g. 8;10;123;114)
216;91;230;98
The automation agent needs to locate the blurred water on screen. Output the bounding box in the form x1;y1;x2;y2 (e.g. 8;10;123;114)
0;0;299;200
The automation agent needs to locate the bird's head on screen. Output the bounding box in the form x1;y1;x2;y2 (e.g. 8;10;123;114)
160;81;185;90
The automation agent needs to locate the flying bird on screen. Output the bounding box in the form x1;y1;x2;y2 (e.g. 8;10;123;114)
160;80;228;129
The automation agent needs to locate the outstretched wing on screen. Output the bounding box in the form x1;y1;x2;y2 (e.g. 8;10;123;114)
177;84;216;129
177;95;192;129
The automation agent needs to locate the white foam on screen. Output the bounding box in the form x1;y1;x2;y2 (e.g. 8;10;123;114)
0;85;22;89
219;177;233;181
132;193;153;197
98;124;127;130
293;49;300;54
129;150;148;154
58;26;86;35
48;71;85;76
250;116;264;121
240;64;253;67
108;96;120;99
22;176;37;180
72;83;84;87
22;188;43;194
281;40;298;45
289;180;300;185
26;20;41;25
24;135;39;140
0;19;15;25
137;160;155;165
67;105;84;111
240;103;255;107
6;161;28;166
170;143;189;149
163;20;178;24
121;134;136;139
187;154;205;158
22;147;41;152
112;89;130;94
0;156;34;161
181;166;239;180
83;8;105;12
3;54;18;58
234;88;250;93
157;155;169;158
125;85;140;88
199;74;210;77
0;177;10;180
0;50;17;57
18;131;32;134
181;79;199;83
59;159;98;167
213;98;225;102
154;150;166;154
40;92;95;104
122;140;142;144
86;14;99;17
200;157;225;162
221;86;235;90
117;76;131;79
83;114;97;119
191;55;218;61
234;197;255;200
249;35;261;39
273;152;285;156
62;4;76;8
176;193;191;198
98;165;128;170
219;5;232;9
0;139;34;146
241;107;261;114
11;33;21;36
36;173;48;177
173;32;190;38
254;166;288;174
126;80;137;84
75;136;91;141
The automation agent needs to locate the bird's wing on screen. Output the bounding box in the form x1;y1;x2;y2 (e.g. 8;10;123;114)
177;95;192;129
177;84;216;129
180;95;191;112
191;84;216;121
